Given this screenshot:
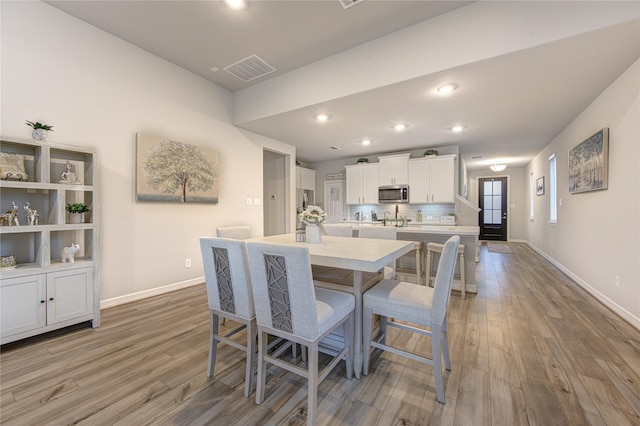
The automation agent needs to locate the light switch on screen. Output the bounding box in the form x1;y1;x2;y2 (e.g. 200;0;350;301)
559;198;563;206
510;203;516;208
254;198;262;206
246;198;253;205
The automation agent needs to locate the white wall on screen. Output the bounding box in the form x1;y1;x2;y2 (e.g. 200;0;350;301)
1;2;295;305
526;59;640;327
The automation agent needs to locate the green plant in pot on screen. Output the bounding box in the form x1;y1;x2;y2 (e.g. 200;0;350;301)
356;157;369;164
423;149;438;157
25;120;54;141
66;203;89;224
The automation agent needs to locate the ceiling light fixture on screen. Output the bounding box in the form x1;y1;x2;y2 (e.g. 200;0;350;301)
315;113;330;122
361;139;371;146
437;83;459;94
451;125;465;133
224;0;247;10
393;123;407;132
490;163;507;172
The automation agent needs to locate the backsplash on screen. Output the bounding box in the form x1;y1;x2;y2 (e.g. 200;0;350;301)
344;204;454;223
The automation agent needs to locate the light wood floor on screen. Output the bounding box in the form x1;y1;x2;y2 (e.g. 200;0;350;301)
2;243;640;425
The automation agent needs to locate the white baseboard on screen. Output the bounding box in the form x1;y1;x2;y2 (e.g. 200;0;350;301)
100;277;204;310
525;241;640;330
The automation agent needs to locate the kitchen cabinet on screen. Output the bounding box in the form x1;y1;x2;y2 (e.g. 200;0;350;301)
0;137;100;344
378;153;410;185
296;166;316;191
409;155;456;204
345;163;379;205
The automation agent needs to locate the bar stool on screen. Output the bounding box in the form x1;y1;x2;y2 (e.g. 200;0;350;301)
426;241;466;299
395;241;425;285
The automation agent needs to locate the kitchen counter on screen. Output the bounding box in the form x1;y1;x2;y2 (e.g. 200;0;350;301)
328;221;479;236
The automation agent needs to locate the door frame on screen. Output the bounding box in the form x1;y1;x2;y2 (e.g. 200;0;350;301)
477;174;511;241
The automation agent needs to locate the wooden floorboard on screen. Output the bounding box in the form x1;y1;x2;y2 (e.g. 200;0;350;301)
2;243;640;425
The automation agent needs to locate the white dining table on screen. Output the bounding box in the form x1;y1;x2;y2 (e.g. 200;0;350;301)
246;233;414;378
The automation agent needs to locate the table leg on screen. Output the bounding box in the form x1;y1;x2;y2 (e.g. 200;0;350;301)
352;270;363;379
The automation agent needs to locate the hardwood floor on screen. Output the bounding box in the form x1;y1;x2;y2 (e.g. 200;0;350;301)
2;243;639;425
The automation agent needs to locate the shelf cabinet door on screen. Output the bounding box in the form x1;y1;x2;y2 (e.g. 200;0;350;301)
378;154;409;185
0;275;46;338
345;165;363;204
46;268;94;325
409;158;430;203
361;163;379;204
430;156;455;203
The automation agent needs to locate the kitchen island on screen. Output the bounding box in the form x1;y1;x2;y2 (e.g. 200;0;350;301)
325;222;479;294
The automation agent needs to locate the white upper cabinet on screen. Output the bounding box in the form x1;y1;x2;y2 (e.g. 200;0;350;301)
345;163;379;205
409;155;456;204
296;166;316;191
378;153;410;185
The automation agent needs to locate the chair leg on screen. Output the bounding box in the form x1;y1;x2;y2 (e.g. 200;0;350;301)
362;306;373;375
307;342;319;426
344;313;354;380
432;325;445;403
459;252;466;299
441;321;451;371
426;250;433;287
244;319;258;397
255;330;268;405
207;311;219;378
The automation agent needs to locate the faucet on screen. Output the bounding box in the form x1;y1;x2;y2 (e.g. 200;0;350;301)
383;210;391;226
395;204;399;219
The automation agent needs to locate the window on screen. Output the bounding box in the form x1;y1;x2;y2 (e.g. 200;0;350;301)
529;171;535;220
549;154;557;223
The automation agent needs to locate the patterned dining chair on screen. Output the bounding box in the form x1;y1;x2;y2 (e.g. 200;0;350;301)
216;225;251;240
362;235;460;403
246;242;355;425
199;237;256;397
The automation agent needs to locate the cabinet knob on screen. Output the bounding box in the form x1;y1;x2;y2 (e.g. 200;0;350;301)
40;300;45;304
49;297;54;301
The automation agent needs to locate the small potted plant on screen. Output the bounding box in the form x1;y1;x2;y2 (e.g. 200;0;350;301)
423;149;438;157
356;157;369;164
25;120;54;141
66;203;89;224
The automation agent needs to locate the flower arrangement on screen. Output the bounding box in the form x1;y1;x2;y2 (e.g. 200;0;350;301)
298;205;327;224
25;120;54;131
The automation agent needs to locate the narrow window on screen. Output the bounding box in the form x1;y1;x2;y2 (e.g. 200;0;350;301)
529;171;535;220
549;154;557;223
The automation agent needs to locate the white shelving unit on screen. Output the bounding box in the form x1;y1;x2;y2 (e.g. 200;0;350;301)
0;137;100;344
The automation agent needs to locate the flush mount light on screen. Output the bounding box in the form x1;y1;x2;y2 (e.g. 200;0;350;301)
437;83;459;94
360;139;371;146
451;125;465;133
490;163;507;172
225;0;247;10
393;123;408;132
315;113;330;122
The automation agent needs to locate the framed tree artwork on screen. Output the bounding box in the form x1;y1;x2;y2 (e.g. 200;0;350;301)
136;133;219;203
569;128;609;194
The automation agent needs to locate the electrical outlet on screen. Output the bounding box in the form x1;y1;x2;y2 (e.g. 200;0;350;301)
185;258;192;268
246;198;253;205
254;198;261;206
615;276;620;288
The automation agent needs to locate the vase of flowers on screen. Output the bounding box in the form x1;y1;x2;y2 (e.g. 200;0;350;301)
298;205;327;243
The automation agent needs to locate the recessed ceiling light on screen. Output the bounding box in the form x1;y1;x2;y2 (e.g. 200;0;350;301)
451;125;465;133
224;0;247;10
315;113;330;122
361;139;371;146
437;83;459;94
393;123;408;132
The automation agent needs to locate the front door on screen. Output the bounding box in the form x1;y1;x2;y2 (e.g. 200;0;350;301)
479;177;507;241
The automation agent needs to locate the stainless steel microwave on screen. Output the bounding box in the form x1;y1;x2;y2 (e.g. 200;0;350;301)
378;185;409;203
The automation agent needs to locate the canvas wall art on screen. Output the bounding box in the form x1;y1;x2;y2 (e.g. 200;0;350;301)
136;133;219;203
536;176;545;196
569;128;608;194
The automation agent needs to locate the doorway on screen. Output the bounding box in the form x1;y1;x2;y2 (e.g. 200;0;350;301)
263;150;288;236
479;176;508;241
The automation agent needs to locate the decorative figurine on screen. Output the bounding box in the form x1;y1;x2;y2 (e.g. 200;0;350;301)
59;161;80;184
60;243;80;263
1;203;20;226
24;202;39;226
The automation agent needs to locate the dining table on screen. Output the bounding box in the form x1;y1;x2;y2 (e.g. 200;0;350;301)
246;233;414;378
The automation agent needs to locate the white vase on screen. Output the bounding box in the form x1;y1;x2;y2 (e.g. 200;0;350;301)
69;213;83;224
32;129;48;141
305;223;322;243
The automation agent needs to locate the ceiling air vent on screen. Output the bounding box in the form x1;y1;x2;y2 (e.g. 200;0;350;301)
224;54;275;82
339;0;364;9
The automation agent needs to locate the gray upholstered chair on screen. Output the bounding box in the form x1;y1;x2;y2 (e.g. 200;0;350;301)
362;235;460;403
199;237;257;397
322;224;353;237
357;226;397;279
216;225;251;240
246;242;355;425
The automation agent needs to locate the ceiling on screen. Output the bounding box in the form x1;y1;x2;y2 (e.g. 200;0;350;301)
46;1;640;170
